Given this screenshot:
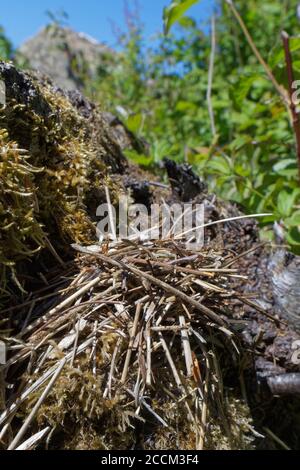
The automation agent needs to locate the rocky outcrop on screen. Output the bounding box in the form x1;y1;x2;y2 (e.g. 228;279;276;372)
18;25;112;91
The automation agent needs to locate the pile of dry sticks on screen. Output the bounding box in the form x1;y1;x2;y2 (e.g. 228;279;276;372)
0;218;269;450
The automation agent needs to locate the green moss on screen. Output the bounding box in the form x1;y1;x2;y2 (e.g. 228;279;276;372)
0;65;125;305
0;128;45;297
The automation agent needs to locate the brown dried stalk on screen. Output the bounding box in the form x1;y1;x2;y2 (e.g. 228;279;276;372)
121;303;142;384
282;31;300;183
8;359;66;450
72;244;228;328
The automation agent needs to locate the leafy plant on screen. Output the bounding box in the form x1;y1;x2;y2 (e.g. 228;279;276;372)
163;0;200;34
87;0;300;251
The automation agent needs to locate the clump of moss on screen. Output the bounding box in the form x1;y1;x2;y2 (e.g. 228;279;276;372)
0;128;45;297
0;62;126;304
22;350;136;450
204;396;255;450
21;351;254;450
143;383;255;450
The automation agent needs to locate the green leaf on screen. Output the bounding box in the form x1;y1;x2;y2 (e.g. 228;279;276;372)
234;74;261;105
125;113;143;134
175;100;197;112
292;60;300;73
163;0;200;35
270;38;300;69
287;226;300;246
229;135;252;151
207;156;232;176
124;149;153;167
273;159;297;172
177;16;197;29
277;189;300;217
273;159;298;177
286;210;300;227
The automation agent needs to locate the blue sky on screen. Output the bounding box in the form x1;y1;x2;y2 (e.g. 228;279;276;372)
0;0;214;48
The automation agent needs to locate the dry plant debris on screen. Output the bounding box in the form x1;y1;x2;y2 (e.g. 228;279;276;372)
0;227;260;450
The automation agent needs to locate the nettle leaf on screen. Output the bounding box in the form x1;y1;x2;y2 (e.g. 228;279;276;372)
163;0;200;35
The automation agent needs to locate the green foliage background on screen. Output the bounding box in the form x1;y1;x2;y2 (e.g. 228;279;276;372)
86;0;300;252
